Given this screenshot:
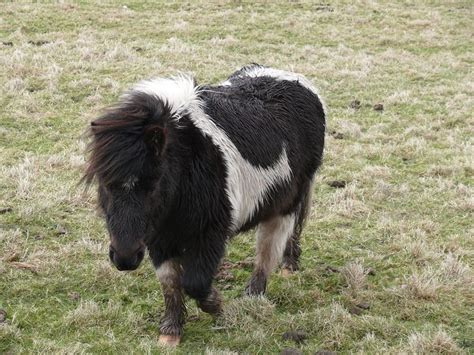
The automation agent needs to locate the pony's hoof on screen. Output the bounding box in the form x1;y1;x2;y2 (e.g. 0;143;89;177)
281;268;294;277
159;334;181;347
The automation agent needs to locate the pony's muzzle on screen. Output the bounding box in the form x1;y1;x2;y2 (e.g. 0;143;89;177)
109;245;145;271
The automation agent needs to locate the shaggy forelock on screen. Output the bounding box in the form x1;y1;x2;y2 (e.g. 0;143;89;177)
83;92;170;186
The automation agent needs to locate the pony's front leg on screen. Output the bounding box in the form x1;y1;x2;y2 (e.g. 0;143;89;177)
182;242;225;317
196;286;222;316
156;260;185;346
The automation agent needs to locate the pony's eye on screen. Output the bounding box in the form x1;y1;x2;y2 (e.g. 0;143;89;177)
122;176;139;190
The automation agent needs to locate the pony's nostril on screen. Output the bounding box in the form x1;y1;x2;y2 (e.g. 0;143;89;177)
108;245;143;271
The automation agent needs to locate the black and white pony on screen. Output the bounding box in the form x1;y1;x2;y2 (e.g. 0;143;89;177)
84;64;326;346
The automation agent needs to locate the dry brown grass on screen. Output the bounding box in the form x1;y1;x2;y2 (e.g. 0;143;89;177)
341;261;368;301
404;329;463;355
219;296;275;330
1;1;472;353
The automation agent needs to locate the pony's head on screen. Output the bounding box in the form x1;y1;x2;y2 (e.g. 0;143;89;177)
84;91;173;271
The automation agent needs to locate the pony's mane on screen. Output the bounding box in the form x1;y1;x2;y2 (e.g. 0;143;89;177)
83;75;199;187
83;92;171;186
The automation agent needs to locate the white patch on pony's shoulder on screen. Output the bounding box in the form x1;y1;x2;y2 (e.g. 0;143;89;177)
238;66;327;117
130;74;199;116
155;260;176;281
188;101;292;232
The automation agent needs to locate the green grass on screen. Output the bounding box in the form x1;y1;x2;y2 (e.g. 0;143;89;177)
1;1;473;354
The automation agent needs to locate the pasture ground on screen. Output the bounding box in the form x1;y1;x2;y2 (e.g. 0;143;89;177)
1;2;472;354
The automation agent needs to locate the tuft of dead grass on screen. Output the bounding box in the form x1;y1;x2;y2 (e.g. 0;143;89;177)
404;267;441;300
63;300;141;329
329;184;368;218
332;119;362;139
405;238;436;265
280;302;402;351
218;296;275;330
341;261;368;301
320;302;354;347
0;322;21;345
439;254;472;285
404;329;463;355
205;348;239;355
30;339;90;354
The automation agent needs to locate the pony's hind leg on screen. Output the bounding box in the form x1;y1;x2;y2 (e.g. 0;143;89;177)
156;259;186;346
281;232;302;276
282;180;313;276
245;213;297;296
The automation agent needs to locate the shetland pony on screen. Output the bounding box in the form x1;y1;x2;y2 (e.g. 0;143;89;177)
84;64;326;345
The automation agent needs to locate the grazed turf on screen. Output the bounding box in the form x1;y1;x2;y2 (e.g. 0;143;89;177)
1;2;472;354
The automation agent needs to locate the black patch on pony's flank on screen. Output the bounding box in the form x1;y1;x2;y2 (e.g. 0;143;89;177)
201;76;324;169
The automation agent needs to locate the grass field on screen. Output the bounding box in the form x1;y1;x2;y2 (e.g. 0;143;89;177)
1;1;473;354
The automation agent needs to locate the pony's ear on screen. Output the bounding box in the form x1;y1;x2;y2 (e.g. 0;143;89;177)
144;123;167;157
142;96;171;157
